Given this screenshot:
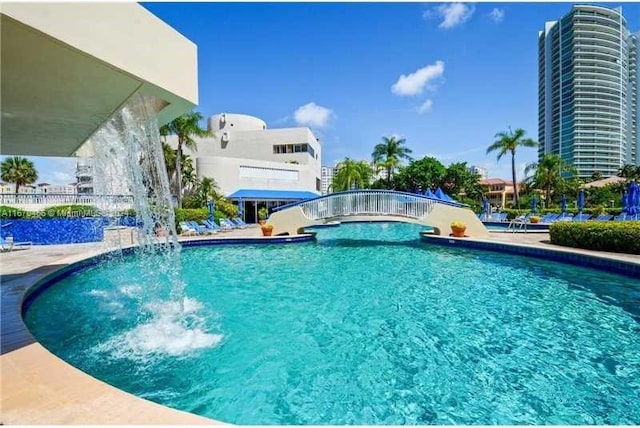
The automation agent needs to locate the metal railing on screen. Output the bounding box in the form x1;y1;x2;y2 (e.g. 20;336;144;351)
290;190;445;221
0;193;134;207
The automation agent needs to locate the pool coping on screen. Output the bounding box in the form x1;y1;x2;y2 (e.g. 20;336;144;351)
420;233;640;278
2;231;639;424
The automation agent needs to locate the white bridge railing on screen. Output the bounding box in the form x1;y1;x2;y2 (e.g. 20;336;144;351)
0;193;134;210
294;190;441;221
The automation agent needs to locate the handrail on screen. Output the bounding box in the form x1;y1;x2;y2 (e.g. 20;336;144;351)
271;190;468;221
272;189;466;214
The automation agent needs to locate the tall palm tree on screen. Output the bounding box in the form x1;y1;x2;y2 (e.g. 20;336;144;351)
525;153;577;207
331;158;373;192
372;136;413;188
0;156;38;194
159;111;212;208
486;127;537;207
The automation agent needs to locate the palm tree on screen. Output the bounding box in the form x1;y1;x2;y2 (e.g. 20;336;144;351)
159;111;212;208
525;153;577;207
0;156;38;194
486;127;537;207
372;136;413;188
330;158;373;192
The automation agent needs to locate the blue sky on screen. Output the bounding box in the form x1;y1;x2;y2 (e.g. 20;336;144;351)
6;2;640;185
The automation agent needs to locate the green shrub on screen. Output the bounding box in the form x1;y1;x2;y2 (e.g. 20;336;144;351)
0;205;32;219
40;205;99;218
550;221;640;255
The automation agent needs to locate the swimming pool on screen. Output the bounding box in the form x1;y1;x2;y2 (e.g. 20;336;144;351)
24;223;640;424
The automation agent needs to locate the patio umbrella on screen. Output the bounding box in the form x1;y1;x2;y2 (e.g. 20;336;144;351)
628;181;638;217
531;194;537;214
622;191;629;214
561;194;567;214
424;189;437;199
207;199;215;222
577;189;585;215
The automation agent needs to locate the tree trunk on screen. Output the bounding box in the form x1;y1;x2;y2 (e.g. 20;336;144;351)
546;185;551;208
176;139;183;209
511;152;519;207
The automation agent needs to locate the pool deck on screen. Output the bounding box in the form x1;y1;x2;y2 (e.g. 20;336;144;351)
2;225;639;424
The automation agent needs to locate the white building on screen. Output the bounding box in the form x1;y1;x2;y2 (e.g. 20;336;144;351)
36;183;77;194
321;166;336;195
166;113;322;222
468;165;488;180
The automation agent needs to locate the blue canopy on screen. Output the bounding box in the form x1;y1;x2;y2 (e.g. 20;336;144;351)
628;181;638;217
531;194;537;214
577;189;585;214
207;199;215;222
561;194;567;214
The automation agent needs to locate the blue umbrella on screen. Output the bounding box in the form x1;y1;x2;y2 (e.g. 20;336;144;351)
577;189;585;215
207;199;215;222
561;194;567;214
424;189;437;199
622;191;629;214
628;181;638;217
531;194;537;214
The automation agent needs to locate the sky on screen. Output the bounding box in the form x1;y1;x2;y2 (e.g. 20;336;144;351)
4;1;640;185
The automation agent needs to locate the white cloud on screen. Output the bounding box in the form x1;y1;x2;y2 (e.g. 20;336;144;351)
293;102;334;128
425;3;475;30
52;171;74;183
488;8;505;23
416;99;434;114
391;61;445;96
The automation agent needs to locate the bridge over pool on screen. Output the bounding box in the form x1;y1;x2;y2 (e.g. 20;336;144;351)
267;190;489;237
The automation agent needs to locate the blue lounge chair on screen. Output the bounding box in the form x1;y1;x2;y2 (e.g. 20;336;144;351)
218;218;237;230
573;213;591;222
541;213;560;223
593;214;613;221
188;221;213;234
179;221;198;235
231;217;250;228
556;213;574;222
614;214;628;221
199;220;221;233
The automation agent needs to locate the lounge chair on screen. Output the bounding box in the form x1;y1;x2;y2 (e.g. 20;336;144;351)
573;213;592;222
219;218;237;230
188;221;214;235
178;221;198;235
556;213;574;222
198;220;220;233
540;213;560;223
614;214;628;221
592;214;613;221
0;236;32;252
231;217;250;228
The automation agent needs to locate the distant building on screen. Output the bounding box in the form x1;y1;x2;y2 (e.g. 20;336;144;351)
321;166;336;195
538;4;639;178
36;183;77;194
479;178;515;209
75;158;94;194
468;165;488;180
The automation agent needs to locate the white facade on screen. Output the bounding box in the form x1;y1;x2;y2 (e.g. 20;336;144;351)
468;165;488;180
167;113;322;196
36;183;77;194
321;166;336;195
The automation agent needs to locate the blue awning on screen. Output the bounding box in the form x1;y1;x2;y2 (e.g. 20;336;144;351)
228;189;320;201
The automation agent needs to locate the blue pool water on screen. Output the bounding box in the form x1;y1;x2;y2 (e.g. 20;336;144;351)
24;223;640;424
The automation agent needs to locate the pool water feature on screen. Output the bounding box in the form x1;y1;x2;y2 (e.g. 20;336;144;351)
24;223;640;424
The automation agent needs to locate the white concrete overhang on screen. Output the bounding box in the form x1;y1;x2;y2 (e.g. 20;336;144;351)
1;2;198;157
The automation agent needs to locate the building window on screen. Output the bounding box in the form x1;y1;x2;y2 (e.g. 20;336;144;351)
316;177;321;191
272;143;316;158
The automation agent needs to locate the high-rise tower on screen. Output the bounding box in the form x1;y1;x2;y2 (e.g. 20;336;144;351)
538;4;639;178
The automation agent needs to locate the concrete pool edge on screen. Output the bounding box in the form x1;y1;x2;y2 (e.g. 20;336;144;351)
420;233;640;278
2;234;314;425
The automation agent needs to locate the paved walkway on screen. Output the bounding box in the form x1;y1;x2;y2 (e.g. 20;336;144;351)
1;225;638;424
